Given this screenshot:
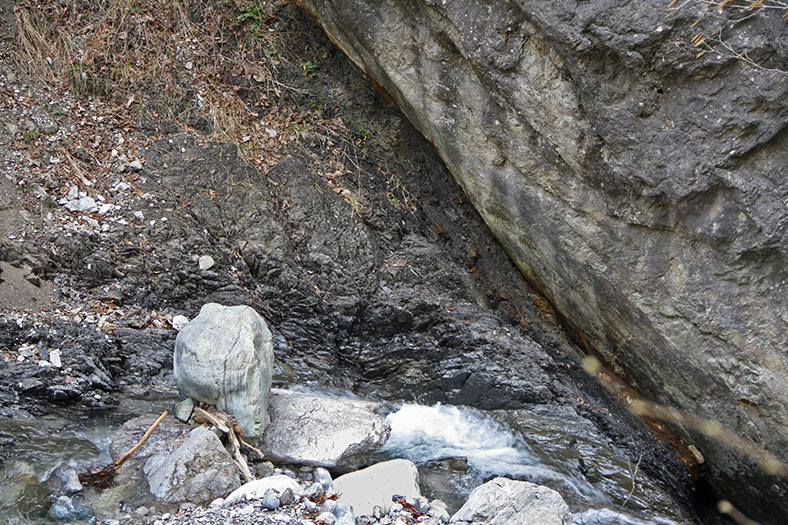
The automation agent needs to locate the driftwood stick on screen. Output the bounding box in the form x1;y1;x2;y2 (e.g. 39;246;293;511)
116;410;168;467
226;420;255;483
193;406;230;433
193;406;255;483
240;438;265;460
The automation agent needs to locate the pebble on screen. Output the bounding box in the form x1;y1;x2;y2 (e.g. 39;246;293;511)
46;464;83;494
47;495;93;521
174;397;194;422
65;196;98;213
255;461;275;477
333;502;355;525
261;488;280;511
171;314;190;330
316;512;336;525
413;497;430;513
319;499;336;514
305;481;324;499
279;487;295;506
41;122;59;135
199;255;215;270
303;499;318;513
127;159;144;171
314;467;332;491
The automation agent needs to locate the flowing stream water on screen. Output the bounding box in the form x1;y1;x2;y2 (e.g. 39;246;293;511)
0;391;693;524
378;403;690;524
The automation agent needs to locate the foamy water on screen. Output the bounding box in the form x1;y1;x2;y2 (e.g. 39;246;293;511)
380;402;690;525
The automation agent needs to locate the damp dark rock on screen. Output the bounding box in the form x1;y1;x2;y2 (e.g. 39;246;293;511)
293;1;788;520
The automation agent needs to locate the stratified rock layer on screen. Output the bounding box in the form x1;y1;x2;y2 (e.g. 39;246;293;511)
174;303;274;439
293;0;788;520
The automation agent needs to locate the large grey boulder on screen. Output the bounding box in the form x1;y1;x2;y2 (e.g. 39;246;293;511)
260;389;390;470
174;303;274;440
143;426;241;505
333;459;420;517
451;477;572;525
293;1;788;520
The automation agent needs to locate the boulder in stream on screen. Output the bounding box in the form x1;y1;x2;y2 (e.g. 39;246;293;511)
450;477;572;525
109;414;241;507
46;464;83;495
174;303;274;440
260;389;391;470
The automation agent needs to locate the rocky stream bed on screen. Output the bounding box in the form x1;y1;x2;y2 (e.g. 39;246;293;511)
0;1;764;523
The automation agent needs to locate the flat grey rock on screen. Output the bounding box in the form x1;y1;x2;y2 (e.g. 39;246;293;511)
223;475;304;506
260;389;390;470
333;459;420;517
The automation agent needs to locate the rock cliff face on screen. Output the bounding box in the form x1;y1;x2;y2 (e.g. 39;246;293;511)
293;0;788;520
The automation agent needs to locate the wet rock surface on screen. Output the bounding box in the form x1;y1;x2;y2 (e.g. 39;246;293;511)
293;0;788;520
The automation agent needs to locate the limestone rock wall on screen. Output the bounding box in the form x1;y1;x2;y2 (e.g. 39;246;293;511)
293;0;788;520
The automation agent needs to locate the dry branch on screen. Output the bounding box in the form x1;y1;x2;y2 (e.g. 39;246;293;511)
79;410;168;488
193;406;255;483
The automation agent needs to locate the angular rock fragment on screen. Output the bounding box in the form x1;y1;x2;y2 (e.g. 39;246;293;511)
143;426;241;505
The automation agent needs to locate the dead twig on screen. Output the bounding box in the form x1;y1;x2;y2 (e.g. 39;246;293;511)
718;500;763;525
116;410;168;467
240;437;266;460
78;410;168;488
193;406;255;483
611;453;643;523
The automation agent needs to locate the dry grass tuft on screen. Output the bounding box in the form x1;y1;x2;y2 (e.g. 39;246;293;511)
11;0;279;143
9;0;374;213
662;0;788;76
